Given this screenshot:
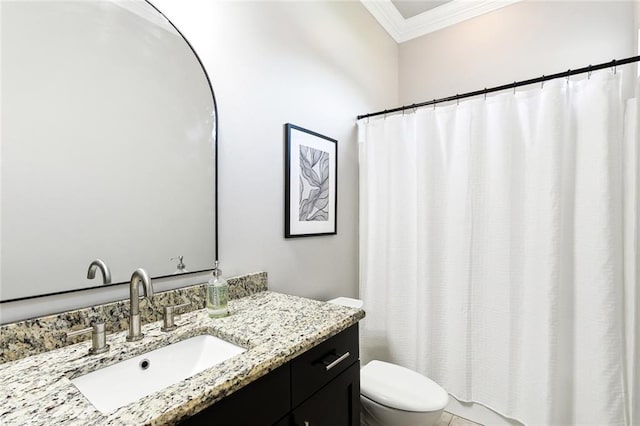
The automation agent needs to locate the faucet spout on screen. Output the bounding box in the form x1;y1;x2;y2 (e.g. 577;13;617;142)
87;259;112;284
126;268;153;342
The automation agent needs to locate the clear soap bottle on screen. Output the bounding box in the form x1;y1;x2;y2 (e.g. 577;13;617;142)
207;260;228;318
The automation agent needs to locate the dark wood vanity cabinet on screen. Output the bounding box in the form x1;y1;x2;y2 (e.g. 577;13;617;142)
182;324;360;426
289;362;360;426
288;324;360;426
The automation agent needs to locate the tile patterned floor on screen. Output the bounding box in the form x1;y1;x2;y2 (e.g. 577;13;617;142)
436;411;483;426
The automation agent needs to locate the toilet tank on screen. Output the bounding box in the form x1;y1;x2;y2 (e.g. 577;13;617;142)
327;297;363;309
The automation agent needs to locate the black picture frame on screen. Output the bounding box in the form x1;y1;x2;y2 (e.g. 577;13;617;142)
285;123;338;238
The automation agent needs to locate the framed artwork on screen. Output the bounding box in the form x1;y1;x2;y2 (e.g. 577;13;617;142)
285;123;337;238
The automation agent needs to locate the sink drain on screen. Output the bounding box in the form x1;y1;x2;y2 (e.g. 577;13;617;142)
139;359;150;370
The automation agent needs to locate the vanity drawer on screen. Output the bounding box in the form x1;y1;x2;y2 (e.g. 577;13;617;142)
290;324;359;407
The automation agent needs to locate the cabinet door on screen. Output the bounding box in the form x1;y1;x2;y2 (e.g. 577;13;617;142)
182;363;291;425
290;361;360;426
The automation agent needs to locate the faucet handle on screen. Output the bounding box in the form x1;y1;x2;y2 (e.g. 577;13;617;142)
161;302;190;332
66;322;110;355
66;326;92;338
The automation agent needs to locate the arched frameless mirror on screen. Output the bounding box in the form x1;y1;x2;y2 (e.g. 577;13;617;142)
0;0;217;302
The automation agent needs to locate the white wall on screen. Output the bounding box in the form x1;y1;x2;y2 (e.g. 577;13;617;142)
0;0;397;322
154;0;398;301
397;2;637;425
400;1;636;105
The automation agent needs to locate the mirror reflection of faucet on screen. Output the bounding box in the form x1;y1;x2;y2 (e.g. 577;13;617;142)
126;268;154;342
171;256;188;274
87;259;112;284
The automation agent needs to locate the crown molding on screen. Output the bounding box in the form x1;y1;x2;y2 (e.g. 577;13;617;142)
361;0;523;43
360;0;405;42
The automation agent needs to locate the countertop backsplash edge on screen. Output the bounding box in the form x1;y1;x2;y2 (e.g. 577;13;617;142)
0;271;268;363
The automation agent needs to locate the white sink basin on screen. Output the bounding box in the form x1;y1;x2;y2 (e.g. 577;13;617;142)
71;335;246;414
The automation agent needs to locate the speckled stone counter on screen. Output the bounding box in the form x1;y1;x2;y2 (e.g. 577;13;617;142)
0;291;365;425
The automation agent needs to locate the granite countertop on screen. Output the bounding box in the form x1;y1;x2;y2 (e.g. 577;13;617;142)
0;291;365;425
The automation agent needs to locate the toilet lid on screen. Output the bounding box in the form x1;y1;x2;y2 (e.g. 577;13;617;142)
327;297;363;309
360;360;448;412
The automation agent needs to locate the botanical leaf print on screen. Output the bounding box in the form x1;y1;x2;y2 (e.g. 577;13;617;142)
300;147;321;186
299;145;329;221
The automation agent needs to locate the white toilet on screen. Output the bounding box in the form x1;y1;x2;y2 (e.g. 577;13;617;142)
328;297;449;426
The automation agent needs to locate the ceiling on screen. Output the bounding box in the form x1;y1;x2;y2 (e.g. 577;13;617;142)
391;0;453;19
362;0;522;43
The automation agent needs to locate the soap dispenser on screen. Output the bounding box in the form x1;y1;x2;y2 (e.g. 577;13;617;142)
207;260;228;318
171;255;188;274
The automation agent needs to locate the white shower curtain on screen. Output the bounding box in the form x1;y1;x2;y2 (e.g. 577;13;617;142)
358;74;638;426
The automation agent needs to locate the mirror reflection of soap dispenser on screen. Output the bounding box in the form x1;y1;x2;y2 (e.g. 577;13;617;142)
171;256;188;274
207;260;228;318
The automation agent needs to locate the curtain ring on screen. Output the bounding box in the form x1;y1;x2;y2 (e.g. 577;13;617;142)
456;95;459;106
566;69;571;83
513;82;516;95
541;76;545;89
612;59;617;75
433;99;436;110
484;88;487;100
588;65;592;79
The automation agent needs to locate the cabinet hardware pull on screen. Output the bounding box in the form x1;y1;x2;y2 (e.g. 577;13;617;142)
324;351;350;371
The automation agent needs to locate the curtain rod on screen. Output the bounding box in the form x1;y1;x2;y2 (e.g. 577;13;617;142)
357;55;640;120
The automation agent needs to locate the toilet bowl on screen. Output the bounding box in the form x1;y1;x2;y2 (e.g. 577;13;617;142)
328;297;449;426
360;360;448;426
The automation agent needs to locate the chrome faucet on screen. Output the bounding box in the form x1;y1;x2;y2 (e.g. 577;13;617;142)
87;259;112;284
126;268;154;342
